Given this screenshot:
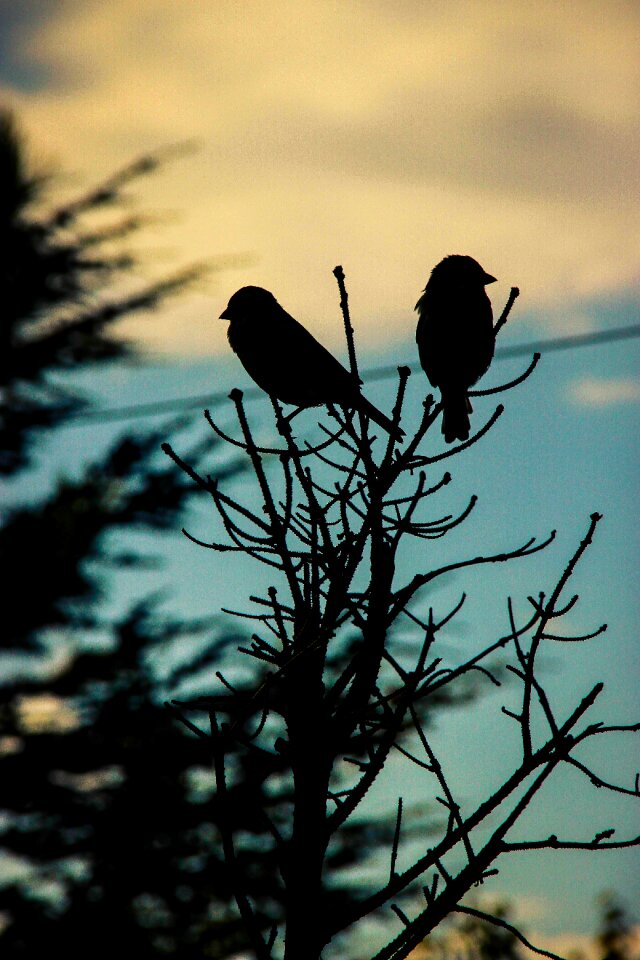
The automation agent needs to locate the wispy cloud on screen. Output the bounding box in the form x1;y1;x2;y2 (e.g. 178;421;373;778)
569;376;640;407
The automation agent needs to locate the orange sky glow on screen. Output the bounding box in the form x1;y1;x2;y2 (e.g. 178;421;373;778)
4;0;639;356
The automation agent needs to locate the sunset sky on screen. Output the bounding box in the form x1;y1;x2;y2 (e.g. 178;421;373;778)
3;0;639;951
3;0;639;355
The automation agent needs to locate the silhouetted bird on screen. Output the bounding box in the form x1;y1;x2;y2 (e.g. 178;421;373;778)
220;285;403;440
415;255;496;443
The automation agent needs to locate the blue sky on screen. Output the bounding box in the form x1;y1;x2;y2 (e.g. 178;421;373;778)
3;0;639;951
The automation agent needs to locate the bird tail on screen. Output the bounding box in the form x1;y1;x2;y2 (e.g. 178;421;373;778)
441;391;471;444
357;395;404;442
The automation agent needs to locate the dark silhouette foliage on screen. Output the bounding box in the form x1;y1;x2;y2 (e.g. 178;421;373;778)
0;110;252;957
0;109;200;475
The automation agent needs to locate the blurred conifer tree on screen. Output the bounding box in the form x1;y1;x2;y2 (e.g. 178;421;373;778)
0;110;253;957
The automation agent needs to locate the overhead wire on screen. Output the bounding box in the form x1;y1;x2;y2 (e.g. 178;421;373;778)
71;323;640;425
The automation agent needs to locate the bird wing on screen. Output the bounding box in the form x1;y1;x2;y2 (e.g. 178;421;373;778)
269;309;359;406
231;305;357;407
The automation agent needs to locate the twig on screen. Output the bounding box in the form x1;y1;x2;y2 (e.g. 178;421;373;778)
390;797;403;881
502;832;640;852
333;265;359;382
388;529;556;625
454;905;567;960
470;352;540;396
493;286;520;338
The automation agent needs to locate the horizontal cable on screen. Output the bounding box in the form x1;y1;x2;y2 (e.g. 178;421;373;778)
69;323;640;425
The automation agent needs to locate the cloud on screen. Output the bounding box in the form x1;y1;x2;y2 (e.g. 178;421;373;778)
2;0;639;353
569;376;640;407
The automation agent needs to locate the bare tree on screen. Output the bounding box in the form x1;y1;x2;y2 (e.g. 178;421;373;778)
164;267;639;960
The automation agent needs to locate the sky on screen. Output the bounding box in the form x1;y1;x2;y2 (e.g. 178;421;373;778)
2;0;639;356
2;0;639;953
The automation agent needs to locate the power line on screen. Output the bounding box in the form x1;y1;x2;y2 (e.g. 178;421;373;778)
72;323;640;425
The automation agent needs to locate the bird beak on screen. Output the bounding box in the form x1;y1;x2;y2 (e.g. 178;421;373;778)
219;308;230;319
483;273;497;285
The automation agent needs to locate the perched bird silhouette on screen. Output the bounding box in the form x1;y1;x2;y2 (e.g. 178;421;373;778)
220;285;403;440
415;255;496;443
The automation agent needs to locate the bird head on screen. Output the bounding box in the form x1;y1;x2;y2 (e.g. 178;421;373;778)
430;255;496;286
220;285;277;320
